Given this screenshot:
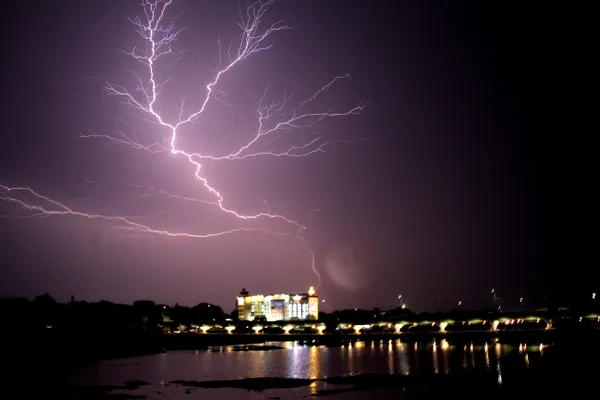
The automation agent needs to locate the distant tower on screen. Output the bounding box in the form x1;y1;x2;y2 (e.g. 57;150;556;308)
70;295;75;303
236;288;250;321
307;286;319;320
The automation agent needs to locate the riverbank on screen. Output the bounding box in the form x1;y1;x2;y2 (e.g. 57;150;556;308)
4;327;599;365
165;328;599;348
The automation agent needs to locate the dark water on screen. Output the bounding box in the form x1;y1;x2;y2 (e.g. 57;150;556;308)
55;338;596;399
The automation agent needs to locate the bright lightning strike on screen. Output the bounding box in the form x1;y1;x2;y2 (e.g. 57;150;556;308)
0;0;366;286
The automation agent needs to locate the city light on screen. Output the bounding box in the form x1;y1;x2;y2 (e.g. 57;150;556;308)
237;288;319;321
492;320;500;331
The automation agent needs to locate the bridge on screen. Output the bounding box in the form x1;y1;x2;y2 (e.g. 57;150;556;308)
166;312;599;336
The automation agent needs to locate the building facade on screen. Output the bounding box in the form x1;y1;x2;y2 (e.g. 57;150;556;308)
236;287;319;321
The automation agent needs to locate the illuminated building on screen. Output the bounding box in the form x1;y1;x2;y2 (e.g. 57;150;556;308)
236;287;319;321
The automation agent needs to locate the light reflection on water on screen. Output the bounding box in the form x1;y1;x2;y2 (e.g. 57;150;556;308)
387;340;394;374
495;342;503;385
66;340;550;399
397;340;410;375
432;340;439;374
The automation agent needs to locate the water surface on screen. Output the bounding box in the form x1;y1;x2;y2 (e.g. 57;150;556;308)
61;339;584;399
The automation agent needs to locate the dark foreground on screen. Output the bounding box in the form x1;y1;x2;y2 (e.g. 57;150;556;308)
60;367;598;399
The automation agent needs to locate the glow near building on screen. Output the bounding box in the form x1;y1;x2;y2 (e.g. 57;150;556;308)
237;287;319;321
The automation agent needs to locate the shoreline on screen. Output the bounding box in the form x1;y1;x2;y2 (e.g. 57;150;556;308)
5;329;599;397
4;328;598;364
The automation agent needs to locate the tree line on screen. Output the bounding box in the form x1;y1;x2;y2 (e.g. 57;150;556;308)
0;294;227;333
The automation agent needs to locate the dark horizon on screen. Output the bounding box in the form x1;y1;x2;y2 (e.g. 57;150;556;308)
2;290;598;316
0;0;570;312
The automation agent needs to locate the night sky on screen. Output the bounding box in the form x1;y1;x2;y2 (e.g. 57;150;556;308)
0;0;556;312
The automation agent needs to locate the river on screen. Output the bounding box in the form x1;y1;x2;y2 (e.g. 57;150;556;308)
57;338;595;399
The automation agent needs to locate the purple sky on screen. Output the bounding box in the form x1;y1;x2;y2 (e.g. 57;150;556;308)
0;0;558;312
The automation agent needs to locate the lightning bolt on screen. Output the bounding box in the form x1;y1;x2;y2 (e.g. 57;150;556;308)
0;0;366;287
